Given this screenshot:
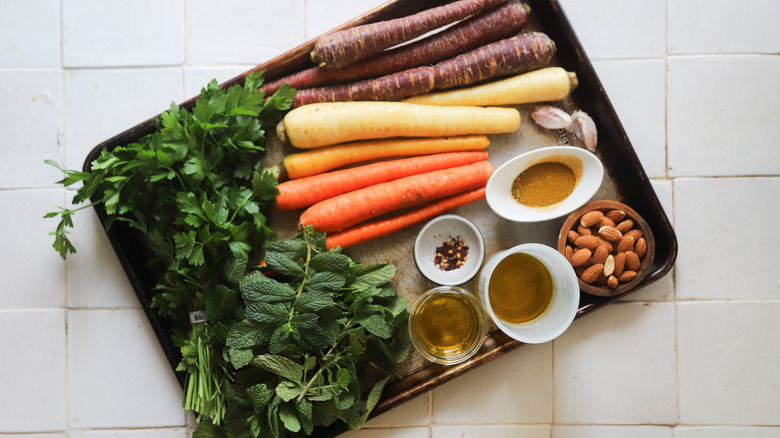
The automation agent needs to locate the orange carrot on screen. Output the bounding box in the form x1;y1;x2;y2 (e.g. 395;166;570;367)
276;151;488;211
260;2;528;95
311;0;508;70
283;135;490;179
326;187;486;250
299;160;493;233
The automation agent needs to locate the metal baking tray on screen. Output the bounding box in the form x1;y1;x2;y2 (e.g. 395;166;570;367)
83;0;677;435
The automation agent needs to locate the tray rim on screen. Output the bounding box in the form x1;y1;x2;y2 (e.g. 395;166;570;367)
82;0;678;435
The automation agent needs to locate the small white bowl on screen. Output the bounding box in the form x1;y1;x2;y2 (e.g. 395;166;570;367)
486;146;604;222
414;215;485;286
475;243;579;344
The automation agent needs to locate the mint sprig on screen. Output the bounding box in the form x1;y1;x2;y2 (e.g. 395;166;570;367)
207;228;410;437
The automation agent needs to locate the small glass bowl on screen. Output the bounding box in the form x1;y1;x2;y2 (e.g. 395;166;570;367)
408;286;487;365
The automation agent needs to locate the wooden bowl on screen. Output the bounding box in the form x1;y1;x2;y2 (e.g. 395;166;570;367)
557;200;655;297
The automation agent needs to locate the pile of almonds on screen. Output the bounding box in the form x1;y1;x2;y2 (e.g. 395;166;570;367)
564;208;648;289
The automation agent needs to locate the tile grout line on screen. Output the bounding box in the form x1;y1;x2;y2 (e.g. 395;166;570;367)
59;0;72;432
181;0;187;99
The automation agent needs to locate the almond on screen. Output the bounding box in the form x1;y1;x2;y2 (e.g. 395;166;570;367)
580;210;604;228
598;216;616;228
624;229;643;240
581;263;604;284
605;209;626;223
577;224;592;236
618;270;636;283
635;237;647;258
567;230;580;245
616;219;634;234
570;248;592;267
574;235;600;250
598;226;622;242
607;275;619;289
564;245;574;262
592;246;609;265
614;252;626;277
625;250;641;271
603;254;615;277
597;237;614;253
616;235;635;253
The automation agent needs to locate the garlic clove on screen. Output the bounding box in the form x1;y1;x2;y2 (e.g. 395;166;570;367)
531;106;572;130
569;110;598;151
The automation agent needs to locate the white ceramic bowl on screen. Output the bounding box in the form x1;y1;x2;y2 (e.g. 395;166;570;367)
486;146;604;222
475;243;580;344
414;215;485;286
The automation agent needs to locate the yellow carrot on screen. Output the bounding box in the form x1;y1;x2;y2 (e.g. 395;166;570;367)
276;101;520;149
404;67;578;106
283;135;490;179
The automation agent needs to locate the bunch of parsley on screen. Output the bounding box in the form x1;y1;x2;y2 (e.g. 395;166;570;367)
46;73;296;424
193;228;410;438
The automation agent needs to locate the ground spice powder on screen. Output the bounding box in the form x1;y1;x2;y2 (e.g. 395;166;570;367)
511;161;576;207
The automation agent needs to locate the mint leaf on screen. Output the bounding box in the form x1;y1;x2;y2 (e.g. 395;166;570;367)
251;354;303;383
275;381;302;402
355;313;392;339
309;252;351;273
304;271;346;295
294;290;333;313
268;324;293;354
226;320;270;349
265;251;304;278
245;302;289;325
296;399;314;435
241;273;296;303
229;348;254;369
279;403;301;433
192;421;228;438
351;263;395;289
246;383;273;409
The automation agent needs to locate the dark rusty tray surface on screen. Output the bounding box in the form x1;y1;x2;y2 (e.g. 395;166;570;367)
83;0;677;435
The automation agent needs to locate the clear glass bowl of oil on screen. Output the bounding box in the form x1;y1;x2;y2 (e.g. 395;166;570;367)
409;286;488;365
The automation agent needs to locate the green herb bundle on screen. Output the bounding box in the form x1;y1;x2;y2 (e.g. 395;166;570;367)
46;73;296;424
195;229;410;438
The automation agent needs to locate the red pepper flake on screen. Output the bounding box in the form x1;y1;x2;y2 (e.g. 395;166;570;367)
433;236;469;271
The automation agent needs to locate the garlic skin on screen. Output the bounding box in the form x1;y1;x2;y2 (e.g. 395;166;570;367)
569;110;598;151
531;106;572;130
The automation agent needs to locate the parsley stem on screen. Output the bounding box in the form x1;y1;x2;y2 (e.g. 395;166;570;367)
228;191;254;224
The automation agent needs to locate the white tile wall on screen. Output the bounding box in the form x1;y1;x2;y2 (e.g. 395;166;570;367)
1;189;66;308
185;0;307;65
67;309;184;428
0;310;66;432
677;302;780;425
0;0;61;68
62;0;184;67
668;0;780;54
2;0;779;436
0;70;63;188
432;343;553;424
667;55;780;177
553;303;677;425
554;425;673;438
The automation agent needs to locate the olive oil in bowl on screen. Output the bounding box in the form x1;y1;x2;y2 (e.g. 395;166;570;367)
476;243;580;344
409;286;487;365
